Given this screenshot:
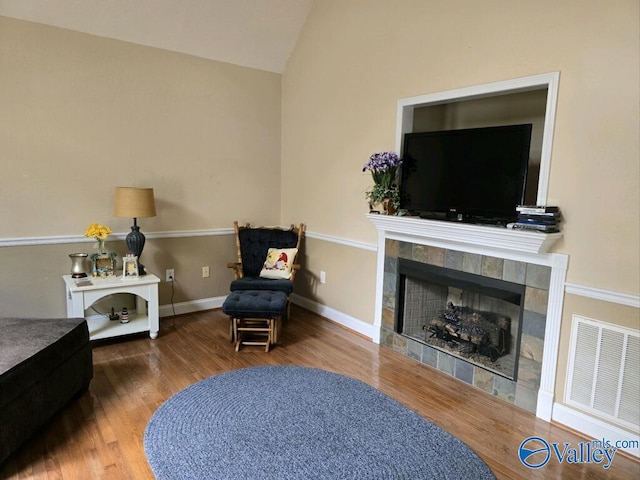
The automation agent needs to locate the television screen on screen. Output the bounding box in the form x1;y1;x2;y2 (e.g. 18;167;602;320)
399;124;532;222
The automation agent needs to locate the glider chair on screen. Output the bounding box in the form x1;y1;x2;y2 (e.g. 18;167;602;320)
223;221;305;351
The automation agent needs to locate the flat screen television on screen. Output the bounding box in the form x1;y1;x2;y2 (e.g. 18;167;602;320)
399;124;532;223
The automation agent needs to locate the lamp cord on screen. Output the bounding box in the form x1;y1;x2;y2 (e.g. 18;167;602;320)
90;306;110;318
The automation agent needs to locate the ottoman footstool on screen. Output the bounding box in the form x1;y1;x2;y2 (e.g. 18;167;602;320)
0;317;92;463
222;290;288;352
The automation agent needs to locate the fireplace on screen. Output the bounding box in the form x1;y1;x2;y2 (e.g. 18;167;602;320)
396;258;525;380
379;243;552;413
368;197;568;425
368;214;568;417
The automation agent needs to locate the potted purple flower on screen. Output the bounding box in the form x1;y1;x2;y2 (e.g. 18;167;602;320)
362;151;402;214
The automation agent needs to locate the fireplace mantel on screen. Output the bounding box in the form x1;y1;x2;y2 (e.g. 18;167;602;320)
366;214;562;256
367;213;569;422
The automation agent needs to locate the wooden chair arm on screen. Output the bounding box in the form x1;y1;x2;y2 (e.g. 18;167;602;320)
290;264;301;282
227;262;242;279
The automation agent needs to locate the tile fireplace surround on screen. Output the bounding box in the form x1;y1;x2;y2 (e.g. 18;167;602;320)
367;214;568;420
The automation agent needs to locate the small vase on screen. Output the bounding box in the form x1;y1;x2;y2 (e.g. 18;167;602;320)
97;239;106;255
369;198;396;215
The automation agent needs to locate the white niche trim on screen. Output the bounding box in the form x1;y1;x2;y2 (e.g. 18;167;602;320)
396;71;560;206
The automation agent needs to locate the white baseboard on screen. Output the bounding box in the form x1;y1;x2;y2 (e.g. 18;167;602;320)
158;294;376;342
159;296;226;318
536;389;554;422
290;294;375;340
552;403;640;458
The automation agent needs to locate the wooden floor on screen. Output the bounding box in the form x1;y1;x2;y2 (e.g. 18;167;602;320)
2;306;638;479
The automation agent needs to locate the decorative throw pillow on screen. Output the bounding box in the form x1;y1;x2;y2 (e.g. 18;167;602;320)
260;248;298;279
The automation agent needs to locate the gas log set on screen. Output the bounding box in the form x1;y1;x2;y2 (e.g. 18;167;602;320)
425;302;511;361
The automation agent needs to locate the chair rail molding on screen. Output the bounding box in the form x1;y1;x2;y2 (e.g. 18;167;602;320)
565;283;640;308
0;228;235;247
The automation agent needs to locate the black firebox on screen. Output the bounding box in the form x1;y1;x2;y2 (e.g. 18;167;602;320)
395;258;526;380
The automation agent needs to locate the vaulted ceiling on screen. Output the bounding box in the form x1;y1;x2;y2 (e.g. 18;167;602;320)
0;0;313;73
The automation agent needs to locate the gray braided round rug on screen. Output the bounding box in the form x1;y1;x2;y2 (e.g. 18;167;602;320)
144;366;495;479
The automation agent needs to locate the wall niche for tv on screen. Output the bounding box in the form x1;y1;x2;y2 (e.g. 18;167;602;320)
395;73;560;208
412;90;547;206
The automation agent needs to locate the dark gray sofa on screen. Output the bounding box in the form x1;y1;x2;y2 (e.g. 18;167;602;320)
0;317;93;463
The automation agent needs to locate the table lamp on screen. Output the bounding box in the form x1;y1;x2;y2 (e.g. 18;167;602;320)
113;187;156;275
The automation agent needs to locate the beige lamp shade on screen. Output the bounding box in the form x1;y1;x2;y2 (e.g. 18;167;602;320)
113;187;156;218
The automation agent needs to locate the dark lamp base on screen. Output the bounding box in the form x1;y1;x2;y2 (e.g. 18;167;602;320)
126;224;149;276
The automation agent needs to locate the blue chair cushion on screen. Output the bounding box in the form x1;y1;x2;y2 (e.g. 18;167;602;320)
238;227;299;278
230;277;294;294
222;290;288;318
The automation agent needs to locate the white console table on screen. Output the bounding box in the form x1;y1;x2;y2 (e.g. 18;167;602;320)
63;273;161;341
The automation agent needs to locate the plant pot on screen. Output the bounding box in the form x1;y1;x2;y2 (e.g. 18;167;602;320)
369;198;396;215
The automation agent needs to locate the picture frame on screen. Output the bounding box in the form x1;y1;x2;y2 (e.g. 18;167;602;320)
122;254;139;279
91;252;116;277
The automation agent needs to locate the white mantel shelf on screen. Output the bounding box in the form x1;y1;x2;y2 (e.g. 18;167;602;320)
367;214;562;255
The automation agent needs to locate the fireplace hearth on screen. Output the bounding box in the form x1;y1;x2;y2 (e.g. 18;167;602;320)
396;258;525;380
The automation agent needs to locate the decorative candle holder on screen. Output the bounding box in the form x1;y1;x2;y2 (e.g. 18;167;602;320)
69;253;88;278
122;254;139;279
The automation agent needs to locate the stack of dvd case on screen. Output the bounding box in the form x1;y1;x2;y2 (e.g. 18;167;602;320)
514;205;561;233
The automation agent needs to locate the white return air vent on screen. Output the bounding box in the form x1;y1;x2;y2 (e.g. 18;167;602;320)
565;315;639;431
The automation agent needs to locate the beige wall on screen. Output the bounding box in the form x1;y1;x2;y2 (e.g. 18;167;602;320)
294;237;377;324
0;235;237;318
0;16;282;316
0;16;282;237
283;0;639;291
281;0;639;406
1;2;638;413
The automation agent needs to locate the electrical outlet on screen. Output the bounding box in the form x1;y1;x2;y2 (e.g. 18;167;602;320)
320;270;326;284
166;268;174;282
202;266;210;278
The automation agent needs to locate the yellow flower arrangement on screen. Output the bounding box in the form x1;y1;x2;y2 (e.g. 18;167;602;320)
84;223;112;240
84;223;112;255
